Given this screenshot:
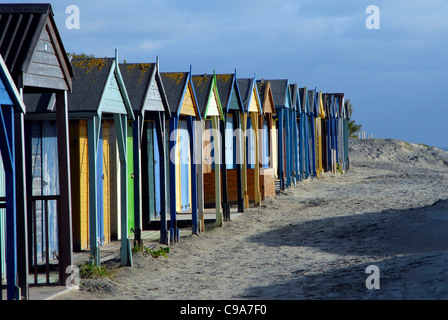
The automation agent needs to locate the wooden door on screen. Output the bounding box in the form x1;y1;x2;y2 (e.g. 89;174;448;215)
179;120;190;212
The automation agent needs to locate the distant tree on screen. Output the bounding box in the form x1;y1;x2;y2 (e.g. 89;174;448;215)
345;99;362;138
67;52;96;59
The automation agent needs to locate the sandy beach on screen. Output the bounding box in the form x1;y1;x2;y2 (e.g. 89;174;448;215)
56;138;448;300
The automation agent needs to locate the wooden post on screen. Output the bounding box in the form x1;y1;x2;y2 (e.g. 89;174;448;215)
132;115;142;245
233;110;244;213
0;105;17;300
196;120;205;232
114;113;132;266
87;116;99;265
251;112;260;205
168;116;179;242
211;116;222;226
55;91;73;283
277;109;285;190
155;112;168;244
187;116;198;234
15;110;28;299
220;114;229;221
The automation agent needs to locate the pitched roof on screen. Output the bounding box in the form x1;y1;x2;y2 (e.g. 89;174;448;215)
236;78;253;112
215;73;238;113
299;87;308;113
289;83;298;111
119;63;156;111
0;3;73;90
266;79;289;108
160;72;189;115
257;80;276;115
192;74;213;117
68;58;115;112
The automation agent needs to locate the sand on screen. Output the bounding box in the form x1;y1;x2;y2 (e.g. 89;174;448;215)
56;138;448;300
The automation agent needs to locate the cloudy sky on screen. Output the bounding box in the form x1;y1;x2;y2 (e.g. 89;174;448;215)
18;0;448;147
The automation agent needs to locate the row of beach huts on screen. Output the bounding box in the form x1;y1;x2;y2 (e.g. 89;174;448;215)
0;4;350;300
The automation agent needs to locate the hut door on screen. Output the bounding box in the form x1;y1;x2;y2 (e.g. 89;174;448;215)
127;122;134;233
32;120;59;262
153;124;161;218
179;120;190;212
225;116;234;169
145;122;156;221
96;124;104;245
247;117;255;169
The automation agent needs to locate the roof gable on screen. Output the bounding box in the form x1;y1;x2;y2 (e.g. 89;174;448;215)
257;80;276;115
68;57;133;119
215;73;243;113
0;3;73;91
237;78;262;114
267;79;290;109
119;62;170;116
192;73;224;120
160;72;200;119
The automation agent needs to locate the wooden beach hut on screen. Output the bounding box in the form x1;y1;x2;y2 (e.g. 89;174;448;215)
237;77;262;207
256;79;276;200
0;3;74;298
119;61;170;245
192;73;225;226
67;54;134;267
307;89;317;178
215;73;245;218
268;80;293;190
289;83;300;183
299;87;311;179
160;71;201;242
0;54;26;300
315;91;326;177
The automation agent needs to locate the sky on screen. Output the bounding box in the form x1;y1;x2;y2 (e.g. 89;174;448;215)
13;0;448;147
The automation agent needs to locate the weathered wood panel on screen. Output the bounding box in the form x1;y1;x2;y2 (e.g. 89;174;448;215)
24;26;68;91
144;78;165;112
179;85;196;117
100;72;128;115
206;89;220;117
248;88;259;113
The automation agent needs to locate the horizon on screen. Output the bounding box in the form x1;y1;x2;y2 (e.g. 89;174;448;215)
8;0;448;148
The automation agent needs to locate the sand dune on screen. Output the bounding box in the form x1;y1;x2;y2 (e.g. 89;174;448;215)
57;138;448;300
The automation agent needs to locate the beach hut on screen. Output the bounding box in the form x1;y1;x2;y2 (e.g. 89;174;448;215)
256;80;276;200
268;80;293;190
192;73;225;227
0;55;26;300
160;71;201;243
215;73;245;218
237;77;262;206
119;61;170;245
0;3;74;298
299;87;312;178
307;89;317;178
315;91;326;177
334;93;347;171
67;54;134;267
289;83;301;183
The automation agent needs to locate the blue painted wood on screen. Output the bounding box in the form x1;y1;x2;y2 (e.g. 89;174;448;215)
154;113;168;244
277;109;285;190
0;78;13;105
42;120;59;262
179;120;190;212
97;124;104;245
187;116;198;235
0;105;17;300
285;108;291;187
153;124;161;218
246;117;255;169
225;116;235;169
87;117;99;264
262;118;269;168
168;116;178;242
293;109;300;181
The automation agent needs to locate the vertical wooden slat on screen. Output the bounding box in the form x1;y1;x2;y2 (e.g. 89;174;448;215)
55;91;73;284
